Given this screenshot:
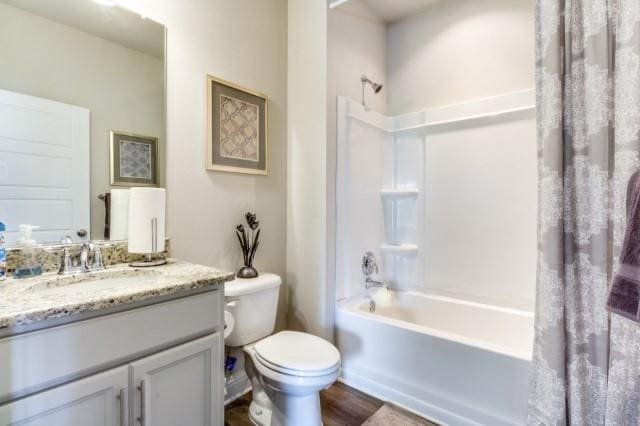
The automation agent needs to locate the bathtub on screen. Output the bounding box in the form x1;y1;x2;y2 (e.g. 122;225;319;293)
336;291;534;426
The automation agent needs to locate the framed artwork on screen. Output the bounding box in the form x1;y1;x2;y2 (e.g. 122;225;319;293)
110;131;159;187
206;75;268;175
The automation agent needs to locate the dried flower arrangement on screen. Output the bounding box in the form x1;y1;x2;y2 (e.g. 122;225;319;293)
235;212;260;278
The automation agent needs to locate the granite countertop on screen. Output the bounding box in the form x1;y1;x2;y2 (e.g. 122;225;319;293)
0;259;234;331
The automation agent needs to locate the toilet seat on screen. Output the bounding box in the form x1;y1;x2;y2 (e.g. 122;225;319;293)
254;351;340;377
253;331;341;377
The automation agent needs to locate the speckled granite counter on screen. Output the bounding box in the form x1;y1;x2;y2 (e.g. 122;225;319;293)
0;259;233;331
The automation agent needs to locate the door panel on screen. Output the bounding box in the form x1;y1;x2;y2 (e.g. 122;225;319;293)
0;89;89;245
130;334;221;426
0;366;127;426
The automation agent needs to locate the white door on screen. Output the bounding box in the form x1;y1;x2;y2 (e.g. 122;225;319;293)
130;334;222;426
0;89;90;245
0;366;128;426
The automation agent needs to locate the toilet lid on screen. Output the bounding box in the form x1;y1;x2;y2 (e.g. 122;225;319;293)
254;331;341;376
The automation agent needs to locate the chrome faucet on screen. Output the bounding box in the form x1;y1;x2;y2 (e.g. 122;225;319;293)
58;248;74;275
58;243;105;275
79;242;93;272
91;246;105;271
362;251;379;276
362;251;388;290
365;277;388;290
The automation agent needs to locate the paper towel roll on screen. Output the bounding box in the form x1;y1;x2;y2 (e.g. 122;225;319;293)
128;187;166;254
110;189;130;241
224;311;235;339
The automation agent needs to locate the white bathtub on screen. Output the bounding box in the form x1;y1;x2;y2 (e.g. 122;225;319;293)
336;291;534;425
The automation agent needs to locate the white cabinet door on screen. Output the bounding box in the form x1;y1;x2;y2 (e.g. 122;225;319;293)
0;366;127;426
0;89;90;245
130;333;222;426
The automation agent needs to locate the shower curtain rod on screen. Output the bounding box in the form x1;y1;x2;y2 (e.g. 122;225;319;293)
328;0;350;9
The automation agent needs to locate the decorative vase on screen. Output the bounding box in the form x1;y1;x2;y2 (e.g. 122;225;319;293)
237;266;259;279
235;212;261;279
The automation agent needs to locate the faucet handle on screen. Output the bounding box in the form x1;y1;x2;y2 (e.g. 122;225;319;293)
362;251;378;276
58;247;74;275
91;247;105;271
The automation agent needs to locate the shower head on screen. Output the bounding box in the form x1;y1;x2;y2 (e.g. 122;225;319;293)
361;75;383;94
361;75;383;108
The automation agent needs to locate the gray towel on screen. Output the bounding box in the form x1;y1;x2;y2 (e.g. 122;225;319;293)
607;171;640;321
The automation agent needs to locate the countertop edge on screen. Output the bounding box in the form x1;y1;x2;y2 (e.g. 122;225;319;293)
0;261;234;334
0;284;230;339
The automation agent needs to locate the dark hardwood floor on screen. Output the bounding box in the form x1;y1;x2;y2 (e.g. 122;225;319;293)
320;381;385;425
224;381;384;426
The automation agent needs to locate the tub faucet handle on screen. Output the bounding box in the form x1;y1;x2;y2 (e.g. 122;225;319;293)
362;251;378;276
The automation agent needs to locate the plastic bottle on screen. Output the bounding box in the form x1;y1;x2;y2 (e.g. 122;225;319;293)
14;224;43;279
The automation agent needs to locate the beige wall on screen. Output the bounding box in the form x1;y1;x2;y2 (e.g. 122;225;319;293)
328;1;387;115
0;2;164;240
287;0;330;339
387;0;535;114
117;0;288;328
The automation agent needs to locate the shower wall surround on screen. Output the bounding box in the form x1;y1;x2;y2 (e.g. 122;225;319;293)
336;90;537;308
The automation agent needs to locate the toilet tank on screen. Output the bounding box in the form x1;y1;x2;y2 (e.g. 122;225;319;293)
224;273;282;347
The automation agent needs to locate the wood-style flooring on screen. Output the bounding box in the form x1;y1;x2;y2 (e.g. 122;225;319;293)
224;381;384;426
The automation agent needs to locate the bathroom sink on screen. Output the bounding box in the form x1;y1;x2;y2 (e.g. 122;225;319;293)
23;270;160;295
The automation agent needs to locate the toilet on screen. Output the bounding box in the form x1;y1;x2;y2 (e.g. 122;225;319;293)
225;273;341;426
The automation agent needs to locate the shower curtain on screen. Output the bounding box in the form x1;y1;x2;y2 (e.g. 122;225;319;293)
529;0;640;424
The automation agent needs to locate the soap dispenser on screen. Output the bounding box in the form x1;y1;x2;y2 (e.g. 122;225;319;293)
14;224;43;279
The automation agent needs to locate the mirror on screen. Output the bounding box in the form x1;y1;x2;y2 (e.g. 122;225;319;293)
0;0;166;246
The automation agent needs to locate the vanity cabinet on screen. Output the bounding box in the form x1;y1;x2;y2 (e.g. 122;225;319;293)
131;334;220;426
0;289;224;426
0;366;128;426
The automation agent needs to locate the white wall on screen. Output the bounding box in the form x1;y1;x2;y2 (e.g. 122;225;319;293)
0;2;164;240
327;0;387;336
334;99;391;300
116;0;288;328
387;0;534;115
287;1;330;339
422;95;537;308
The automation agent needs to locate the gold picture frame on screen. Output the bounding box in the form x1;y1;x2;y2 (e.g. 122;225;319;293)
110;131;159;187
205;75;268;175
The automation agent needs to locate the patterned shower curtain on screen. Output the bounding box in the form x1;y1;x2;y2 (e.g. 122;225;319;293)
528;0;640;424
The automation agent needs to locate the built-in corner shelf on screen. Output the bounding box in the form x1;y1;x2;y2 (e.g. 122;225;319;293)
381;244;419;256
380;188;419;199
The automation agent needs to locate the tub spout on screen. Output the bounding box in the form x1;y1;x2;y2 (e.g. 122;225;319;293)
365;277;388;290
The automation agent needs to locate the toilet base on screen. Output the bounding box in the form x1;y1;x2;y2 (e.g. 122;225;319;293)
245;347;274;426
249;400;272;426
270;392;322;426
243;346;325;426
247;388;323;426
